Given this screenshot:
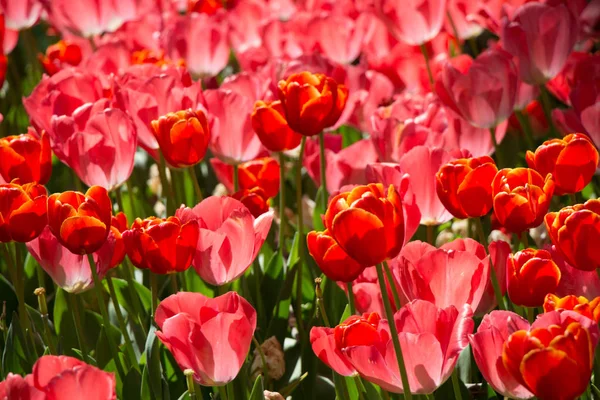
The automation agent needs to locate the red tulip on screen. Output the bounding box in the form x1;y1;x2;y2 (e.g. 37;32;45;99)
375;0;447;46
526;133;599;195
188;0;225;14
436;156;498;219
545;200;600;271
47;186;113;255
310;325;357;378
211;157;280;198
130;49;184;68
492;168;555;233
0;181;47;243
107;212;128;269
151;109;211;168
435;49;518;129
507;248;561;307
544;294;600;323
230;187;270;218
155;292;257;386
123;216;199;275
502;2;579;84
0;130;52;184
176;196;273;286
39;40;83;76
570;55;600;146
277;71;348;137
307;230;368;282
251;100;303;152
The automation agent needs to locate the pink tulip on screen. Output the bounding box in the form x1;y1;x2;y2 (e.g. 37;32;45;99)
226;0;266;53
0;355;116;399
347;266;394;316
162;13;230;78
303;135;379;195
546;51;590;106
155;291;257;386
26;226;119;293
444;0;484;40
344;300;473;394
116;64;203;156
399;146;468;226
550;245;600;299
502;2;579;84
444;109;508;157
309;327;357;377
176;196;273;286
436;48;518;129
570;56;600;146
375;0;447;46
469;310;599;399
0;0;42;30
51;99;137;190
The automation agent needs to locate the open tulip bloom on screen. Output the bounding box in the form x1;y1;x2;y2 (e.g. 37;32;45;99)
3;1;600;399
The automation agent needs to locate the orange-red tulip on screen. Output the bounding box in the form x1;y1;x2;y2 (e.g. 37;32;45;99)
251;100;303;152
544;294;600;323
306;229;368;282
131;49;185;68
211;157;280;198
108;212;128;269
334;312;383;350
0;130;52;184
492;168;554;233
0;181;47;243
47;186;112;255
502;321;593;400
435;156;498;219
277;72;348;137
231;187;270;218
545;200;600;271
39;40;82;76
507;248;561;307
123;216;199;274
151;109;211;168
526;133;599;195
187;0;225;14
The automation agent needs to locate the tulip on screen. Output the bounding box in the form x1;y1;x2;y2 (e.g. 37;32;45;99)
310;322;358;377
343;301;473;394
444;110;508;158
570;58;600;147
230;187;270;218
526;133;599;195
435;49;518;129
393;239;490;311
507;248;561;307
0;181;47;243
211;157;280;198
51;100;137;191
492;168;555;233
123;216;199;274
436;156;498;220
445;0;484;40
188;0;225;14
375;0;447;46
277;71;348;137
545;200;600;271
47;186;112;255
544;294;600;323
0;0;42;30
307;230;369;282
155;291;257;386
176;196;272;285
0;355;116;399
502;2;579;84
0;130;52;185
551;245;600;298
251;100;303;152
151;109;211;168
106;212;128;269
130;49;184;68
39;39;83;76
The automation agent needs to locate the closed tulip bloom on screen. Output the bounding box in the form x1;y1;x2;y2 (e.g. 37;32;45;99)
176;196;273;286
155;292;257;386
277;72;348;137
435;49;518;129
375;0;447;46
502;2;579;84
0;181;47;243
436;156;498;219
123;216;199;274
0;130;52;184
107;212;128;269
310;319;360;377
39;40;83;76
47;186;112;255
151;109;211;168
307;230;369;282
507;248;561;307
544;294;600;323
211;157;280;198
0;0;42;30
526;133;599;195
545;200;600;271
251;100;303;152
230;187;270;218
492;168;555;233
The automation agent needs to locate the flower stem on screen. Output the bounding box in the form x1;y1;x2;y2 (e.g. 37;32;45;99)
158;155;175;215
375;263;412;400
318;132;328;210
185;369;197;399
217;385;228;400
383;261;402;310
232;164;239;192
419;44;434;88
150;272;159;317
451;369;463;400
125;180;138;218
106;275;139;370
473;218;505;311
122;260;147;334
539;85;558;138
526;307;535;324
489;126;505;168
426;225;434;245
188;166;203;203
294;140;309;344
278;152;286;253
34;288;56;355
315;278;330;327
346;282;356;315
68;293;90;363
252;336;269;381
87;253;126;380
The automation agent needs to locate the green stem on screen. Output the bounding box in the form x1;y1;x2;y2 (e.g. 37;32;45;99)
521;231;529;249
252;336;269;382
315;278;330;327
125;180;138;218
188;166;204;203
446;12;461;47
158;155;175;215
115;188;126;215
539;85;558;138
515;110;535;149
169;167;183;208
569;193;577;206
87;254;125;380
170;273;179;294
8;244;29;336
106;275;139;370
232;164;239;192
383;261;402;310
122;260;147;334
294;138;307;343
468;38;478;56
419;44;434;87
217;385;228;400
526;307;535;324
35;288;56;355
185;369;197;399
426;225;434;245
354;376;366;400
473;218;505;311
278;152;286;252
375;263;412;400
150;272;159;317
346;282;356;315
68;293;90;363
318;132;328;210
451;369;463;400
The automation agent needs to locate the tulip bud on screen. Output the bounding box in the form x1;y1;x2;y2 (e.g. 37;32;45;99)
507;248;561;307
0;130;52;185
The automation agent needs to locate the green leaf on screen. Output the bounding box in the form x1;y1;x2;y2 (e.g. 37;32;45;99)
53;289;79;357
249;375;264;400
287;232;300;269
23;252;37;280
339;125;363;148
123;368;143;400
183;268;214;298
132;279;152;311
143;326;163;400
312;187;326;232
2;313;30;377
176;391;189;400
